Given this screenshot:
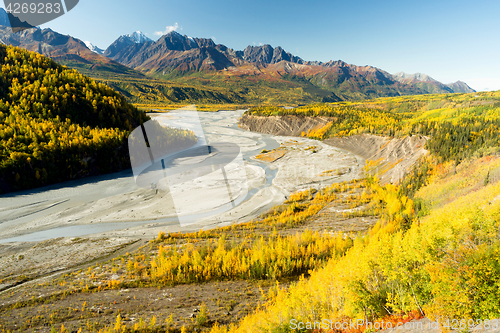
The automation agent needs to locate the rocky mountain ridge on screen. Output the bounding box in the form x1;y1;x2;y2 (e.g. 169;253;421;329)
104;30;475;96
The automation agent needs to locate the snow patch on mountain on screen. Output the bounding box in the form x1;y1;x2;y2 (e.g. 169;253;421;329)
125;31;152;44
84;41;104;54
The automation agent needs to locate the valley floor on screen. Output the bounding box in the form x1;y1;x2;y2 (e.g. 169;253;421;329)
0;176;379;332
0;111;363;243
0;110;372;332
0;110;437;332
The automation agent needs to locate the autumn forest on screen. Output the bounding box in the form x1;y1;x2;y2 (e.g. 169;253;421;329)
1;41;500;333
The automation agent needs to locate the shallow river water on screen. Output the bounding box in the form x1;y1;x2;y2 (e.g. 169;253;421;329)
0;110;363;243
0;111;283;243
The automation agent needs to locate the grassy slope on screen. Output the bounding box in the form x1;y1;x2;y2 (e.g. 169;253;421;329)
57;60;249;106
156;70;340;105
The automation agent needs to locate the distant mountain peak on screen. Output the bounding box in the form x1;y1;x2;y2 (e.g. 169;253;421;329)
446;80;476;93
242;44;304;65
84;41;104;55
103;31;154;58
124;31;152;44
391;72;476;94
393;72;437;82
166;31;182;37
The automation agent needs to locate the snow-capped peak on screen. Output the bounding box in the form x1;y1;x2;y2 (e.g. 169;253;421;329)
84;41;104;55
125;31;153;44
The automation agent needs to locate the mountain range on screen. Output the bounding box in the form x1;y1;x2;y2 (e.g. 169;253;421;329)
392;72;473;94
104;30;474;93
0;8;475;105
0;22;144;80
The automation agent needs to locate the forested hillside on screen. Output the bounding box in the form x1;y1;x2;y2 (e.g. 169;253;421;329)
0;44;195;193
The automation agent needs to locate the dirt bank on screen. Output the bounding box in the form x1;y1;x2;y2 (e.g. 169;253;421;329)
239;114;428;184
239;114;332;136
324;134;428;184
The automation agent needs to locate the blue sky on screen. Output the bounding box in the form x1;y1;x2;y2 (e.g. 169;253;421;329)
3;0;500;91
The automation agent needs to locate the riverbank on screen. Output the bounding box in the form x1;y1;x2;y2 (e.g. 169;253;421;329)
0;111;363;243
239;113;429;184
